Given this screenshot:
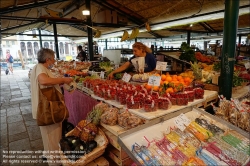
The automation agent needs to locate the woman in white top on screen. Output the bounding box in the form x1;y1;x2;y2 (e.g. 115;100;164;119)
30;48;73;165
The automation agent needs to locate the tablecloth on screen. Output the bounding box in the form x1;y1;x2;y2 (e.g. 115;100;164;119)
64;89;98;126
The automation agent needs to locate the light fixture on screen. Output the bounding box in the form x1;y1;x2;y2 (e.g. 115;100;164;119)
190;24;193;27
82;10;90;15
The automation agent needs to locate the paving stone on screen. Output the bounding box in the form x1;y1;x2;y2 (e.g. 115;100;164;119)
11;94;23;99
1;123;7;131
7;114;23;123
25;120;37;127
20;105;32;114
9;96;30;104
1;115;7;124
21;93;31;97
0;134;8;147
9;138;32;151
8;121;26;135
20;102;31;107
7;107;21;116
11;91;21;95
30;139;44;151
9;132;29;143
22;113;33;121
0;126;8;135
27;125;41;141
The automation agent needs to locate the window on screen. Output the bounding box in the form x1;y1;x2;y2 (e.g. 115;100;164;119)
12;41;15;45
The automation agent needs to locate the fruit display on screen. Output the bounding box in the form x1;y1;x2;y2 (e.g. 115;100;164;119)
132;73;150;82
129;117;249;166
118;110;144;129
100;107;119;126
195;52;216;64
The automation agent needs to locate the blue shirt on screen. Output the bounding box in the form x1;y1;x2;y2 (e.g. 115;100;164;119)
129;53;156;72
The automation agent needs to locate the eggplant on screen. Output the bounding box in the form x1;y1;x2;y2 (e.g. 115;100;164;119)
86;140;97;152
59;138;71;152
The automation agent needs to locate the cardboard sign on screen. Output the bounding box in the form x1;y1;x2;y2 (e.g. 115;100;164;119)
174;113;191;131
122;73;131;82
100;71;105;79
245;62;250;70
148;76;161;86
156;61;168;71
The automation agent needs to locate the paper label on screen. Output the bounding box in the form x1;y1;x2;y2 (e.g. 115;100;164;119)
245;62;250;70
148;76;161;86
73;61;76;69
122;73;131;82
174;113;191;131
156;61;168;71
100;71;105;79
115;64;119;69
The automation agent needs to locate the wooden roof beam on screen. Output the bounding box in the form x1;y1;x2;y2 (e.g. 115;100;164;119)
199;22;216;32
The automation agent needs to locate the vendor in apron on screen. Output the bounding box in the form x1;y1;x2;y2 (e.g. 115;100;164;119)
108;42;156;79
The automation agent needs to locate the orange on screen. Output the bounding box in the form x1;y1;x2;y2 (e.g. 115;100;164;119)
153;86;159;91
159;87;163;92
163;81;169;85
172;75;178;79
166;87;174;93
160;80;164;86
184;77;191;83
172;77;178;82
154;73;160;76
145;84;152;91
161;75;166;81
177;76;183;81
166;76;172;82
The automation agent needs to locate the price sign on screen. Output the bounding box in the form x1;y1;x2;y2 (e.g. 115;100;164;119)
91;71;96;76
115;64;119;69
174;113;191;131
122;73;131;82
148;76;161;86
156;61;168;71
100;71;105;79
245;62;250;70
73;61;76;69
174;118;186;131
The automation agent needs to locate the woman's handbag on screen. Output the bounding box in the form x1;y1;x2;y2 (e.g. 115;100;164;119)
36;86;69;126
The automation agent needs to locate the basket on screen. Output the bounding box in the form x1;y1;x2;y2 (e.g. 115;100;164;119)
59;128;108;166
204;83;219;92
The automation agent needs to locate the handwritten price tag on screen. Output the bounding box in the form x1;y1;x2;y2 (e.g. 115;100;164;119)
156;61;168;71
174;113;191;131
148;76;161;86
245;62;250;70
122;73;131;82
100;71;105;79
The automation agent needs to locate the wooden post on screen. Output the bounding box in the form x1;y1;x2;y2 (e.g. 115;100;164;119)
18;50;25;69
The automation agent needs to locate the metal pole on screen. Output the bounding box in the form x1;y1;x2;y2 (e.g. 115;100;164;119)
38;29;43;49
86;0;93;61
219;0;239;99
105;39;108;49
53;23;60;59
187;31;191;45
237;34;242;56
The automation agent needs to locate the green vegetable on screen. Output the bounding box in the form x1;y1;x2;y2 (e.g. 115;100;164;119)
213;61;221;72
179;42;196;62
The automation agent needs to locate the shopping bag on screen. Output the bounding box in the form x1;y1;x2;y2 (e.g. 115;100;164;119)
36;86;69;126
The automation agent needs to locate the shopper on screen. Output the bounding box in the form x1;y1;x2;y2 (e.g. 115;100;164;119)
30;48;73;165
76;45;87;61
6;50;13;74
108;42;156;79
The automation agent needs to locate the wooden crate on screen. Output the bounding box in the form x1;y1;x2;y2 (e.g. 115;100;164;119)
108;150;134;166
86;156;109;166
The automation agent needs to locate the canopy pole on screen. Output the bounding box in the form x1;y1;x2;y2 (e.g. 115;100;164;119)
219;0;239;99
86;0;93;61
53;23;60;59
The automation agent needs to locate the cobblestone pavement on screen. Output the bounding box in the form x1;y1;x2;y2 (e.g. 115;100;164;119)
0;69;48;166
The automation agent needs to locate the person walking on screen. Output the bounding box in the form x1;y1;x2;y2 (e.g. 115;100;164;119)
6;50;14;74
30;48;73;165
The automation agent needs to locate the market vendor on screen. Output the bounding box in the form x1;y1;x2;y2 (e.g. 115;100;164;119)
108;42;156;79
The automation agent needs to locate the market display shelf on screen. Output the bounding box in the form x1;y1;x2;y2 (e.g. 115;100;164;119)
100;122;127;136
127;98;204;120
118;107;250;166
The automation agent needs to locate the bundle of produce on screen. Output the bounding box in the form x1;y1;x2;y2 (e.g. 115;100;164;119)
100;107;119;125
118;110;144;129
71;120;98;142
59;136;98;161
179;42;196;62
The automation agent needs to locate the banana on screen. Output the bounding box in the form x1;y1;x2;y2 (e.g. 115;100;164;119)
128;28;136;40
94;30;101;38
133;28;140;38
120;30;129;42
44;7;63;18
145;22;151;32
